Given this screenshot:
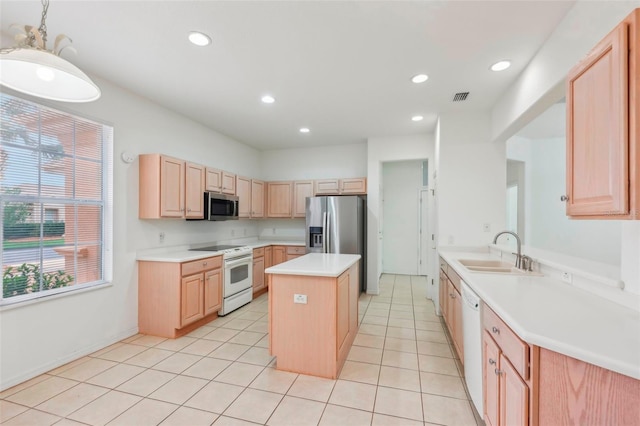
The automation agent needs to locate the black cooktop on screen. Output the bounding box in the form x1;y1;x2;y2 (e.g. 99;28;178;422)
190;245;243;251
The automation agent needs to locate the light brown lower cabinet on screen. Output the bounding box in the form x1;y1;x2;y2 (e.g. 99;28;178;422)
138;256;222;338
253;247;266;296
439;258;463;362
285;245;305;261
272;245;286;265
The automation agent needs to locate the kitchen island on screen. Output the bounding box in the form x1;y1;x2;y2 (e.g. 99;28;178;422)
265;253;361;379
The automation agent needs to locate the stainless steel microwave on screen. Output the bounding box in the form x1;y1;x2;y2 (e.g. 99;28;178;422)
204;192;239;221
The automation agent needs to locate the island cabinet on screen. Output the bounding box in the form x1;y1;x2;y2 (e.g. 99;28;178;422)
565;8;639;219
138;255;222;338
482;305;536;426
268;259;359;379
438;258;463;362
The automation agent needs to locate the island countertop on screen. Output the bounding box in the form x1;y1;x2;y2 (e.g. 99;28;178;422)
265;253;361;277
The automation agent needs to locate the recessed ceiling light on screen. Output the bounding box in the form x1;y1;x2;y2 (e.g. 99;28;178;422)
299;127;310;133
188;31;211;47
490;60;511;72
412;115;424;122
411;74;429;83
261;95;275;104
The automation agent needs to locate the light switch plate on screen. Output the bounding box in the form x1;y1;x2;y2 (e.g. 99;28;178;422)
294;294;307;304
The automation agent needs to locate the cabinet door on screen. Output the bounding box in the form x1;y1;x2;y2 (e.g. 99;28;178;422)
264;246;273;268
203;269;222;316
267;182;293;217
566;23;629;217
315;179;340;195
500;354;529;426
483;332;500;426
272;246;286;265
236;176;251;218
185;162;205;219
251;180;265;218
160;155;185;217
293;181;314;218
340;178;367;194
439;270;447;317
222;171;236;195
181;273;204;327
253;257;265;292
205;168;222;192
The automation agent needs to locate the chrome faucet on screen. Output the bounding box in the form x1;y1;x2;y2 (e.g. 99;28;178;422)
492;231;522;269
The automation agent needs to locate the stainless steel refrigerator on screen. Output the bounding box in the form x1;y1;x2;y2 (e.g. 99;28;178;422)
306;195;367;292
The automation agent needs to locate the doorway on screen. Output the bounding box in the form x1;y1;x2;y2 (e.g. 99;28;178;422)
381;160;428;275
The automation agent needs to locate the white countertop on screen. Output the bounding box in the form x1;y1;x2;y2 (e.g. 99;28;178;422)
439;248;640;380
265;253;361;277
136;240;305;262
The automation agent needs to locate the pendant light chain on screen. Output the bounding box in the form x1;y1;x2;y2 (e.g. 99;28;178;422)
37;0;50;47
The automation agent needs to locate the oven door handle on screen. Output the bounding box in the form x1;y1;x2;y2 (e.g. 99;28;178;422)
225;255;252;267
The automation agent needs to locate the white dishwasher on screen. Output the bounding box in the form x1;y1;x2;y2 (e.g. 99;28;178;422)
461;281;483;415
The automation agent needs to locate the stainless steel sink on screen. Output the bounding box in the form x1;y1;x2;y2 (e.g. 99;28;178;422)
458;259;543;276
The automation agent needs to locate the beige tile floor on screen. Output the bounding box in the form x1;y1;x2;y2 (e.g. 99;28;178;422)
0;274;482;426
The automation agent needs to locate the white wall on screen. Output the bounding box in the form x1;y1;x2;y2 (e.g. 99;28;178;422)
260;143;367;181
507;137;621;266
436;112;506;247
382;160;423;275
0;77;262;390
367;135;434;294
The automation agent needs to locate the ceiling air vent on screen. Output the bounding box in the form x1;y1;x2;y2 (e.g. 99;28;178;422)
453;92;469;102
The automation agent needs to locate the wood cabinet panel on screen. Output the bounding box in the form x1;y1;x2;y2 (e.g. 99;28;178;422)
251;180;265;218
264;246;273;268
185;162;205;219
182;256;222;276
181;274;204;327
160;155;185;218
253;256;265;293
272;246;286;265
204;269;222;316
315;179;340;195
484;305;529;380
205;168;222;192
538;348;640;425
452;286;464;362
222;171;236;195
501;354;529;426
336;271;350;353
340;178;367;194
483;331;500;426
293;181;313;218
565;9;640;219
236;176;251;218
267;182;293;217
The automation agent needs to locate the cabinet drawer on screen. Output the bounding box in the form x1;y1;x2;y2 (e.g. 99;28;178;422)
253;247;265;258
182;256;222;276
286;246;306;255
483;306;529;380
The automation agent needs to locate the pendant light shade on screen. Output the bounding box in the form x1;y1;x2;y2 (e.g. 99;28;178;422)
0;48;101;102
0;0;100;103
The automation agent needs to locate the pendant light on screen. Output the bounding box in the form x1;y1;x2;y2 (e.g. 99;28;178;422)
0;0;101;102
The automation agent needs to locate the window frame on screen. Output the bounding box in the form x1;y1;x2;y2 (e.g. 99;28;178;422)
0;93;113;307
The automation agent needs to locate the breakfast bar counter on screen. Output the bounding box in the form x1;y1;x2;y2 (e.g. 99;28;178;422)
265;253;361;379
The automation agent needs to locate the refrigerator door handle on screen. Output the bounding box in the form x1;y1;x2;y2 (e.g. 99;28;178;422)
326;212;330;253
322;212;327;253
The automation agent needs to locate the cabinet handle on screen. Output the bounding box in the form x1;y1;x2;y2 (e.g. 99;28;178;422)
492;326;500;334
203;262;207;266
489;358;496;365
560;195;569;202
495;369;503;376
187;208;191;212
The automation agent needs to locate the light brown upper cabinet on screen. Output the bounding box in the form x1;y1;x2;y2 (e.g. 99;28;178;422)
565;9;639;219
236;176;251;218
251;180;265;218
293;181;314;217
222;171;236;195
315;178;367;195
205;168;222;192
185;162;205;219
139;154;185;219
267;181;293;218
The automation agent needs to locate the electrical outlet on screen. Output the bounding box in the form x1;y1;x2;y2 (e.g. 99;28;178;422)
159;232;165;243
561;272;573;284
483;223;491;232
293;294;307;304
272;227;276;235
231;229;235;236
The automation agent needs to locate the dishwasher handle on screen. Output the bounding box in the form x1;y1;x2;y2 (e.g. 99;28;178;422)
461;281;480;310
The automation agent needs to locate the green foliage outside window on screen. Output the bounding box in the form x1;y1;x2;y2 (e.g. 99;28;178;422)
3;263;73;298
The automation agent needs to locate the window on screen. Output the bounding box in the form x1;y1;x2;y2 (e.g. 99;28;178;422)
1;94;113;305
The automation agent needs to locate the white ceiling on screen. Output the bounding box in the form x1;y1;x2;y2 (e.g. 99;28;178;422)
0;1;576;151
